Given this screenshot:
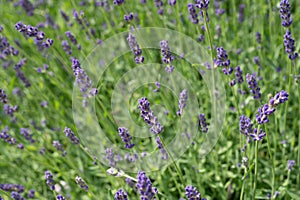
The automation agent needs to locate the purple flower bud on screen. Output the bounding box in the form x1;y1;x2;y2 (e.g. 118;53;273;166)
214;47;230;68
238;4;245;23
118;127;134;148
115;188;128;200
160;40;175;73
177;89;188;116
283;30;298;60
127;33;144;64
195;0;210;10
198;114;208;133
250;128;266;141
53;140;66;156
246;73;261;99
56;195;66;200
106;148;116;167
235;66;243;84
27;189;35;198
64;127;80;144
75;176;89;191
185;185;201;200
45;170;55;190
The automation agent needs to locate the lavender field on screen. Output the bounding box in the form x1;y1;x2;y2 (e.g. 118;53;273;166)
0;0;299;199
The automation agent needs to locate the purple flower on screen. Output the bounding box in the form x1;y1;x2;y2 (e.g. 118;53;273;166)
214;0;225;16
253;56;261;68
283;30;298;60
3;104;18;119
250;128;266;141
195;0;210;10
127;33;144;64
154;0;164;15
185;185;201;200
27;189;35;198
235;66;243;84
156;136;168;160
160;40;175;73
56;195;66;200
11;191;26;200
18;0;34;16
138;97;163;134
20;128;35;143
198;113;208;133
198;34;205;42
287;160;295;170
246;73;261;99
113;0;125;5
238;4;245;23
256;32;261;44
256;90;289;124
45;170;55;190
168;0;176;6
0;89;8;103
124;13;134;22
115;189;128;200
239;115;253;136
153;81;160;92
53;140;67;156
0;183;24;193
75;176;89;191
106;148;116;167
136;171;155;200
279;0;293;27
118;127;134;148
60;10;69;22
214;47;230;68
64;127;80;144
65;31;78;45
229;79;236;87
177;89;188;116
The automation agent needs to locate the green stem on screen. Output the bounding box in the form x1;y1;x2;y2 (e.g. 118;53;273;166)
158;135;184;184
265;124;275;199
297;82;300;186
283;58;293;134
252;124;260;200
240;168;246;200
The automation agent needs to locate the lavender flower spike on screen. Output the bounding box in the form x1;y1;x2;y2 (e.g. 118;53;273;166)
138;97;163;134
177;89;188;116
127;33;144;64
136;171;155;200
75;176;89;191
279;0;293;27
115;189;128;200
160;40;175;73
188;4;199;24
64;127;80;144
56;195;66;200
246;73;261;99
239;115;253;136
287;160;295;171
106;148;116;167
0;89;8;103
195;0;210;10
45;170;55;190
156;136;168;160
283;30;298;60
249;128;266;141
185;185;201;200
118;127;134;148
198;113;208;133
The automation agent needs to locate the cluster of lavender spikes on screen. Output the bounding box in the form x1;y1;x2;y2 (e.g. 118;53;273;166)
177;89;188;116
198;113;208;133
64;127;80;144
160;40;175;73
115;189;128;200
15;22;53;48
45;170;55;190
118;127;134;148
156;136;168;160
246;73;261;99
126;33;144;64
75;176;89;191
136;171;156;200
256;90;289;124
138;97;163;134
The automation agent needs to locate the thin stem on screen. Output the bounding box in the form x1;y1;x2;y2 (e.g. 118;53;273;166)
158;134;184;184
252;124;260;200
297;82;300;186
265;124;275;199
283;60;293;134
240;168;246;200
